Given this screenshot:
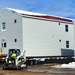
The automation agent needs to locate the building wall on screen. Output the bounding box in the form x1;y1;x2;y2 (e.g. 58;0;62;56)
0;8;74;57
73;21;75;56
23;16;74;57
0;9;23;54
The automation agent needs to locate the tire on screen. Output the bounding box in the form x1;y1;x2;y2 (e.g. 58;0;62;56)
3;65;6;70
34;61;37;65
30;61;33;65
17;65;21;70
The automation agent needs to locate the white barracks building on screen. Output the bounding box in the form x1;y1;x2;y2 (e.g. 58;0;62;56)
0;8;74;57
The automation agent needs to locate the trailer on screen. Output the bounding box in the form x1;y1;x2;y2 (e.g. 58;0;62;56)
0;8;74;65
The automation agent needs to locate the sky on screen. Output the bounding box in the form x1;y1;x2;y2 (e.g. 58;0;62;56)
0;0;75;19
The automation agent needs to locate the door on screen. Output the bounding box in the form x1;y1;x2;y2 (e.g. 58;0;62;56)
1;42;7;54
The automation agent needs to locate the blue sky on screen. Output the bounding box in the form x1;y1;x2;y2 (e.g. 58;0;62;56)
0;0;75;19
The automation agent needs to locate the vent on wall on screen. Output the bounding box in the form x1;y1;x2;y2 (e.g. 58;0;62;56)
14;39;17;42
14;19;17;23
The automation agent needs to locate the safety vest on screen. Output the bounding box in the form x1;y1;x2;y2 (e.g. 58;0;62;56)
11;53;17;58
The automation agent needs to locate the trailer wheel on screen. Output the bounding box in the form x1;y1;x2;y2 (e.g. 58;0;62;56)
25;62;27;68
34;60;37;65
17;65;21;70
3;64;6;70
3;66;6;70
30;61;33;65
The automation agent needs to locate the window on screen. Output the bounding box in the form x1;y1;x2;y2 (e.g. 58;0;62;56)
1;43;3;47
66;41;69;48
1;42;7;48
14;19;17;23
1;22;6;31
65;25;68;32
4;43;6;47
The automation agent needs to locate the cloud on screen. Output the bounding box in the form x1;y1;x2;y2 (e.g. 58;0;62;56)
19;0;73;18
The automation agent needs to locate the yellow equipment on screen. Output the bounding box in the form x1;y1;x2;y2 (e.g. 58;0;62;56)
3;49;27;70
0;48;2;56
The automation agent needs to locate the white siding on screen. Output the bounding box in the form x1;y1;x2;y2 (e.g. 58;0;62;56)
23;17;74;57
73;21;75;56
0;9;23;54
0;8;74;57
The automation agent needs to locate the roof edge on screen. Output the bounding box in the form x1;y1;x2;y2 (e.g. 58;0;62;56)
0;7;73;23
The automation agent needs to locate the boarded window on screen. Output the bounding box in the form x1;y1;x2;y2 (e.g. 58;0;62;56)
1;42;7;48
66;41;69;48
65;25;68;32
1;43;3;47
4;43;6;47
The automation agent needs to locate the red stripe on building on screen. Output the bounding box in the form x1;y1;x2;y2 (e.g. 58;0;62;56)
22;14;72;23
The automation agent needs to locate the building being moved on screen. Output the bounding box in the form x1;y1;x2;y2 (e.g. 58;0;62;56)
0;8;74;60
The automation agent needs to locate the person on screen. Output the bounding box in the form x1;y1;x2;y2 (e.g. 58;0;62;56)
11;50;17;59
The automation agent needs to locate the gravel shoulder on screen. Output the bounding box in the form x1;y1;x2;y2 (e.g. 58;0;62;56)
0;64;75;75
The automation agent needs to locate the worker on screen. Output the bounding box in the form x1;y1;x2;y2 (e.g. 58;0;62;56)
11;50;17;59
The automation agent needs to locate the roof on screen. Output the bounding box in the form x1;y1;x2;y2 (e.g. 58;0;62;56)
4;8;73;23
6;8;46;16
